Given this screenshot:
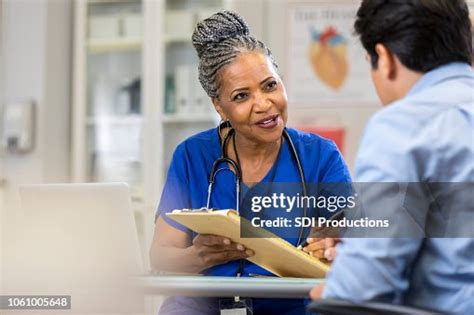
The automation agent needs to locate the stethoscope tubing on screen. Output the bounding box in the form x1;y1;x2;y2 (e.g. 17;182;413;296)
206;126;308;246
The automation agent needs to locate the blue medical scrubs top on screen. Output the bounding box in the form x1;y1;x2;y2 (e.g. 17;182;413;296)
156;127;351;315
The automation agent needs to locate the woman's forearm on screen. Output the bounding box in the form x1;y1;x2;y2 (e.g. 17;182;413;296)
150;245;205;274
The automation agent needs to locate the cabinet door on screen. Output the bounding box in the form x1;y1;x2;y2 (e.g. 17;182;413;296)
74;0;145;201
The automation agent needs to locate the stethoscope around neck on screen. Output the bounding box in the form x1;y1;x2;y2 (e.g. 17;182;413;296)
205;121;309;247
206;121;242;212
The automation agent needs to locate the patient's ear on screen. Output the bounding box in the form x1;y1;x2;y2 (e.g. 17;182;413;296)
375;43;397;81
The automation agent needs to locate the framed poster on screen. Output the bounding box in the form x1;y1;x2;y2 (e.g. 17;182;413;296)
286;2;378;107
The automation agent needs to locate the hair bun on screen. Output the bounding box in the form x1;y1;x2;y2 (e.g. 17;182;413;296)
192;11;250;58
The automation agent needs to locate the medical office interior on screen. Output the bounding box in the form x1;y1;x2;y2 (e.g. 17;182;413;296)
0;0;473;314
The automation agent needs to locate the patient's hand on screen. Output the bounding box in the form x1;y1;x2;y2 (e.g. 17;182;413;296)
310;283;325;299
303;237;340;261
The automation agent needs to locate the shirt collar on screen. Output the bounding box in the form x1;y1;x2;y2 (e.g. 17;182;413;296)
407;62;473;96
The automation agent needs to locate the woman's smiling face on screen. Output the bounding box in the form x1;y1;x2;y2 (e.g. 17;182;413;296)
212;51;288;145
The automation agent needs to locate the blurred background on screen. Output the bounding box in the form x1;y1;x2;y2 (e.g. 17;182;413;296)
0;0;473;312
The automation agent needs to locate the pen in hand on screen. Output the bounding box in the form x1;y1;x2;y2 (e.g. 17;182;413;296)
296;241;309;251
296;210;345;251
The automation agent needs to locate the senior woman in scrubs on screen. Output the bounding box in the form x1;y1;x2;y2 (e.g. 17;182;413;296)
150;11;351;315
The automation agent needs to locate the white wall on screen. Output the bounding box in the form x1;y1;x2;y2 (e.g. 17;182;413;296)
1;0;72;203
1;0;72;293
43;0;73;183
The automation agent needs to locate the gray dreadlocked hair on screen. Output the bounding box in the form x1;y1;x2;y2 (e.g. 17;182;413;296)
192;10;278;98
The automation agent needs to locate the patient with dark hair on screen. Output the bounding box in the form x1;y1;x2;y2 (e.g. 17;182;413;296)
311;1;473;314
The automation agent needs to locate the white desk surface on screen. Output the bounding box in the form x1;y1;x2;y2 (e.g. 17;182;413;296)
133;276;323;299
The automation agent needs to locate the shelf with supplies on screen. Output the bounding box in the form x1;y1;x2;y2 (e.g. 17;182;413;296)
85;114;143;126
164;34;191;44
88;0;138;4
86;0;142;53
159;0;232;184
164;5;224;43
162;112;216;124
87;37;142;54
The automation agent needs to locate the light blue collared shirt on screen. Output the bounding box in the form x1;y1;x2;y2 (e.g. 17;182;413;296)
323;63;474;314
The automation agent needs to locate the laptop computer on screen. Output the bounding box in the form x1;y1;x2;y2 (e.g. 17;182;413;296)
5;183;145;313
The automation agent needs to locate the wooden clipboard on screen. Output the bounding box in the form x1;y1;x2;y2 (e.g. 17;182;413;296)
166;209;330;278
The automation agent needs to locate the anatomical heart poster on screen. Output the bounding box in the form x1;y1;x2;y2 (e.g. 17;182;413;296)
287;2;378;106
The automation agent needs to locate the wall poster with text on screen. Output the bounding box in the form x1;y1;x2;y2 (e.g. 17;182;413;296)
286;2;378;107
